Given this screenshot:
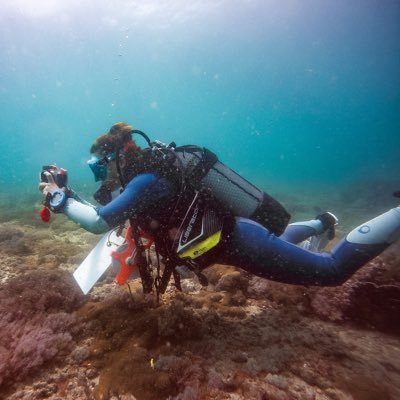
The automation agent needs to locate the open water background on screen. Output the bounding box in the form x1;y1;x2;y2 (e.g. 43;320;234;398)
0;0;399;218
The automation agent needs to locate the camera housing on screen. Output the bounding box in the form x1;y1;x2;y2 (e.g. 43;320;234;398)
41;165;68;188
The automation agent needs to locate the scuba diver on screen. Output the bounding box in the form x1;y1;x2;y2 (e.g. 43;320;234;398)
39;122;400;295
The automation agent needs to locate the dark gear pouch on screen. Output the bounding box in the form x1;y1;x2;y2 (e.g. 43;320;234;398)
173;191;227;261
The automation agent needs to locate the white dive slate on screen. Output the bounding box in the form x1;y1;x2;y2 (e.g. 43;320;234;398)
73;230;124;294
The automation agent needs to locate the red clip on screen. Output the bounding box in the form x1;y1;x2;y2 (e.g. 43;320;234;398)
111;226;154;285
40;207;51;222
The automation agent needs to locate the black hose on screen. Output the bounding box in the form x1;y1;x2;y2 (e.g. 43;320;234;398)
116;129;151;188
132;129;152;147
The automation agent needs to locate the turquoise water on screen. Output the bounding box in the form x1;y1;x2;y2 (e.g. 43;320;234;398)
0;0;399;208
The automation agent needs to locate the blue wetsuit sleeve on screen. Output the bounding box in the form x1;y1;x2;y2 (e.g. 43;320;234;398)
63;173;175;234
98;173;175;227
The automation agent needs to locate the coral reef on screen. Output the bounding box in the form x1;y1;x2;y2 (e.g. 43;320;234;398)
307;241;400;329
0;269;84;389
1;187;399;399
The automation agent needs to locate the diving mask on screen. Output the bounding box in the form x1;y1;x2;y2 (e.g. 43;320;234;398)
87;152;116;181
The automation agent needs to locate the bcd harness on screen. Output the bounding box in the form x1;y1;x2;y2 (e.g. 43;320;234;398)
111;130;291;300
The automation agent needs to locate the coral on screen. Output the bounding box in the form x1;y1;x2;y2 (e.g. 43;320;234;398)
156;353;205;399
247;276;311;311
0;269;84;314
309;242;400;334
5;314;74;381
69;345;90;363
0;225;32;255
0;226;24;243
203;264;250;294
0;269;84;389
157;299;204;341
1;205;399;399
309;283;352;322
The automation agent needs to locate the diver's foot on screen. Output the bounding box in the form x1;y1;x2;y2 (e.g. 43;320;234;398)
316;212;338;240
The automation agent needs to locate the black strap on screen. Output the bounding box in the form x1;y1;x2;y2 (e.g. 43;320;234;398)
156;259;174;294
129;218;153;293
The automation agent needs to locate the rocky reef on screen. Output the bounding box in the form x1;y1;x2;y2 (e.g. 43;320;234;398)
0;189;399;400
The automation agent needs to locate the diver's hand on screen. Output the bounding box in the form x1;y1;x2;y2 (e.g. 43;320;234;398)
39;171;65;196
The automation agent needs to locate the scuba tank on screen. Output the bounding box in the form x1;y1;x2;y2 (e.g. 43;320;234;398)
132;132;290;236
172;146;290;235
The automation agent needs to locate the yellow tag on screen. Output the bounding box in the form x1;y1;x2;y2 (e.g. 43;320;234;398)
178;230;222;259
150;358;154;370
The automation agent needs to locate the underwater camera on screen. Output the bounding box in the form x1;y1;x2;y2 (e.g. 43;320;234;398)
41;165;68;188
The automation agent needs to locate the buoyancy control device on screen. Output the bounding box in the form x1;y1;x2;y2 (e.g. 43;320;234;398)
132;131;291;236
107;130;292;298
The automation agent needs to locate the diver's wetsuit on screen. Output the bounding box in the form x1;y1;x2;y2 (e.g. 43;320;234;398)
63;172;400;286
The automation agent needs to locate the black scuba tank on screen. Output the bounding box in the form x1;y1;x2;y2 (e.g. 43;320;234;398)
171;145;291;235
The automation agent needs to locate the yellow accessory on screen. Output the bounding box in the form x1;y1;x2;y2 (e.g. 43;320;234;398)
178;230;222;259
